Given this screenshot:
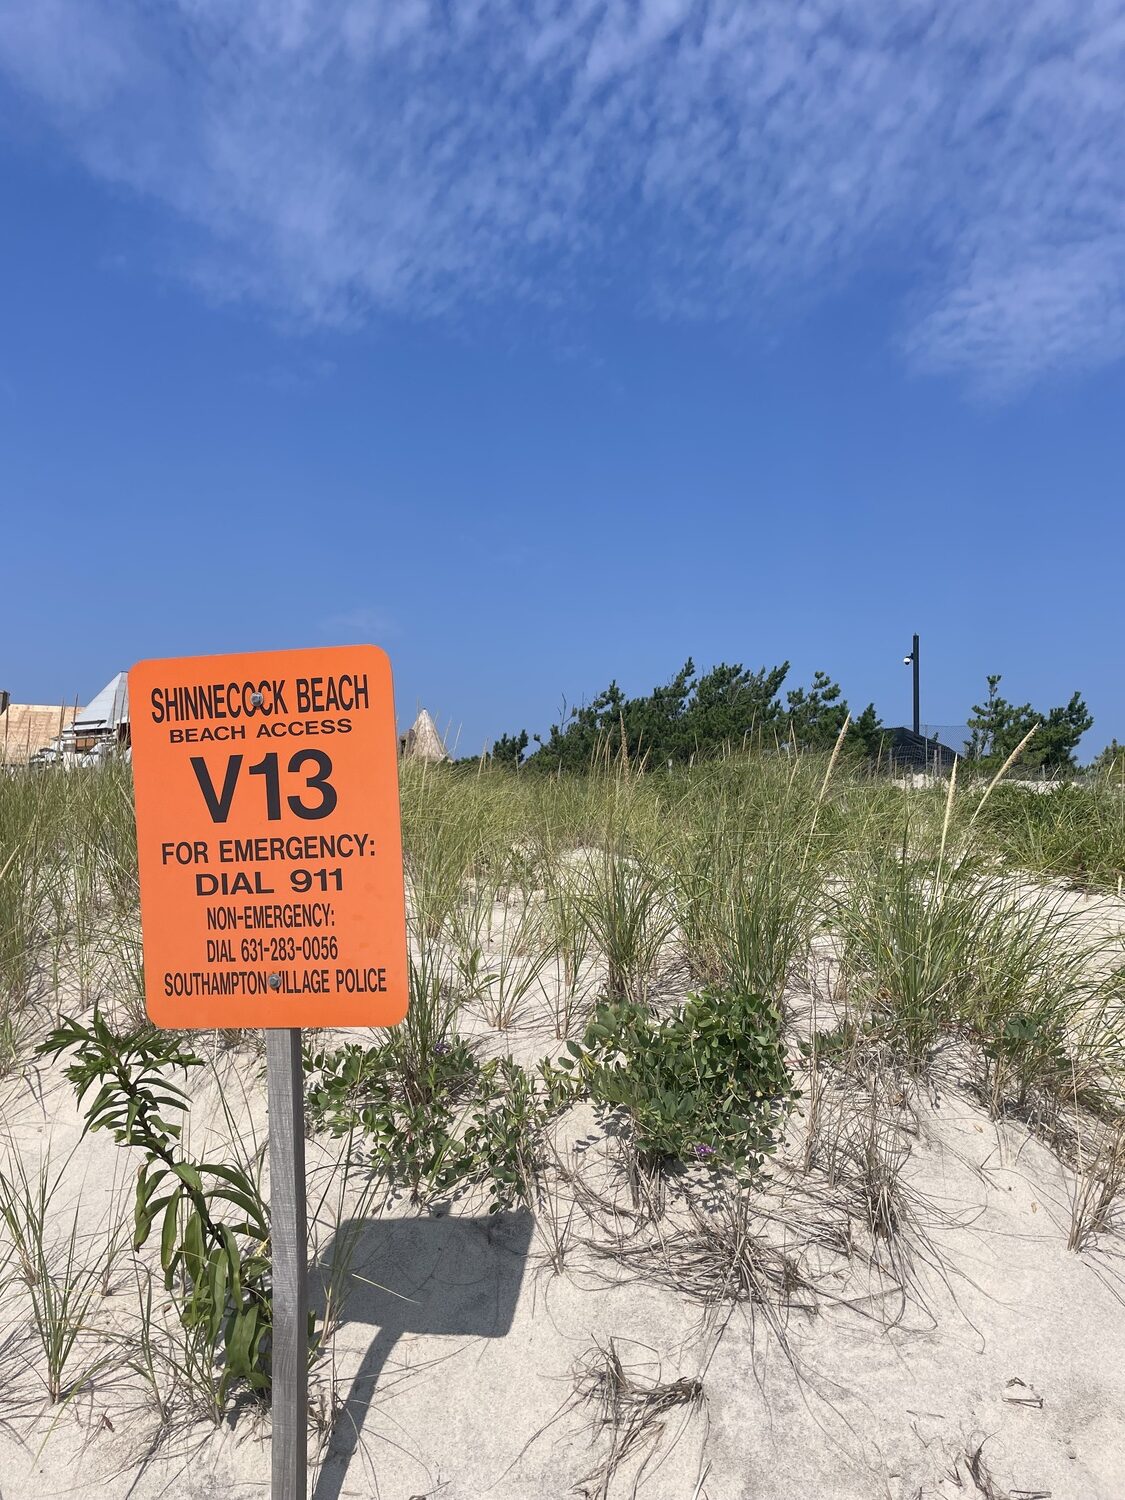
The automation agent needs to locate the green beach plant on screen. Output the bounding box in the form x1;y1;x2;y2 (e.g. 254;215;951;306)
839;791;1116;1112
554;987;796;1176
0;1151;118;1403
538;860;597;1037
38;1010;276;1405
577;841;674;1002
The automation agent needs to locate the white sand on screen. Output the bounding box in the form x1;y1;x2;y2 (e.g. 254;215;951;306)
1;903;1123;1500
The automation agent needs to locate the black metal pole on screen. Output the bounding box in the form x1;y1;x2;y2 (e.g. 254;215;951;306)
912;633;920;737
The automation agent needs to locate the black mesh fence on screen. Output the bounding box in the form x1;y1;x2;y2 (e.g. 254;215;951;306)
920;724;973;755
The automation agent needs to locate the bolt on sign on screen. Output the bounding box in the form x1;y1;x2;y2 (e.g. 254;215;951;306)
130;646;408;1029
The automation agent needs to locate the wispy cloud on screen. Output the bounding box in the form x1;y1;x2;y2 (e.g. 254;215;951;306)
317;605;399;643
241;357;337;392
3;1;1124;392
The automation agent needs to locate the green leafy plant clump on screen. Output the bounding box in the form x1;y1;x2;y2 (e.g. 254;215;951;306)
554;988;798;1175
38;1010;276;1405
304;1036;550;1214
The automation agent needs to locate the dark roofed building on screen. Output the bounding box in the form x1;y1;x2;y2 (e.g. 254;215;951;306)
878;726;960;774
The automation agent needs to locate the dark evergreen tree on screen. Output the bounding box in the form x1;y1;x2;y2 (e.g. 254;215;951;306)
1087;739;1123;778
967;674;1093;772
501;659;882;771
488;729;529;768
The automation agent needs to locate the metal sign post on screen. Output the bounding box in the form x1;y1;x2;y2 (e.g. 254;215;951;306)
267;1029;309;1500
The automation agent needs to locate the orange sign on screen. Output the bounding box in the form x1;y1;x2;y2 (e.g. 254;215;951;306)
129;645;408;1029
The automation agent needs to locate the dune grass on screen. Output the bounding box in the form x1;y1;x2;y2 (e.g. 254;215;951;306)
1;748;1119;1105
0;742;1122;1437
0;1151;119;1404
973;779;1125;891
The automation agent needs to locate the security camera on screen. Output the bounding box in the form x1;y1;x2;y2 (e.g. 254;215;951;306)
903;655;913;666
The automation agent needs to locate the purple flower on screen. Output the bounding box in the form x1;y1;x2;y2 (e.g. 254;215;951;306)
692;1143;715;1160
434;1040;451;1056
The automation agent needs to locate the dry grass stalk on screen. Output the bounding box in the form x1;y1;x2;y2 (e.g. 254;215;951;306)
1067;1115;1125;1251
573;1338;704;1499
945;1432;1051;1499
798;1052;967;1327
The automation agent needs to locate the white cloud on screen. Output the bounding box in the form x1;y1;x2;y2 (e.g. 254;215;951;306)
2;0;1124;390
317;605;399;642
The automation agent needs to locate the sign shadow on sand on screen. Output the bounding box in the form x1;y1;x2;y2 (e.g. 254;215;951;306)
310;1209;533;1500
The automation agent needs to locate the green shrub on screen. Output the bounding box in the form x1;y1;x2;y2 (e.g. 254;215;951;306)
305;1038;550;1213
555;988;797;1174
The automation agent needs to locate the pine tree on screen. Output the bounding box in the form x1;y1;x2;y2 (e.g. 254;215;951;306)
967;675;1092;772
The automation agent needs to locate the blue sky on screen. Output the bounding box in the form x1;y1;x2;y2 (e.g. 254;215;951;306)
2;1;1123;757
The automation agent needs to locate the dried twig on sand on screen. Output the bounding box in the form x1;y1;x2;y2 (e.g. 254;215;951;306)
573;1338;704;1499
